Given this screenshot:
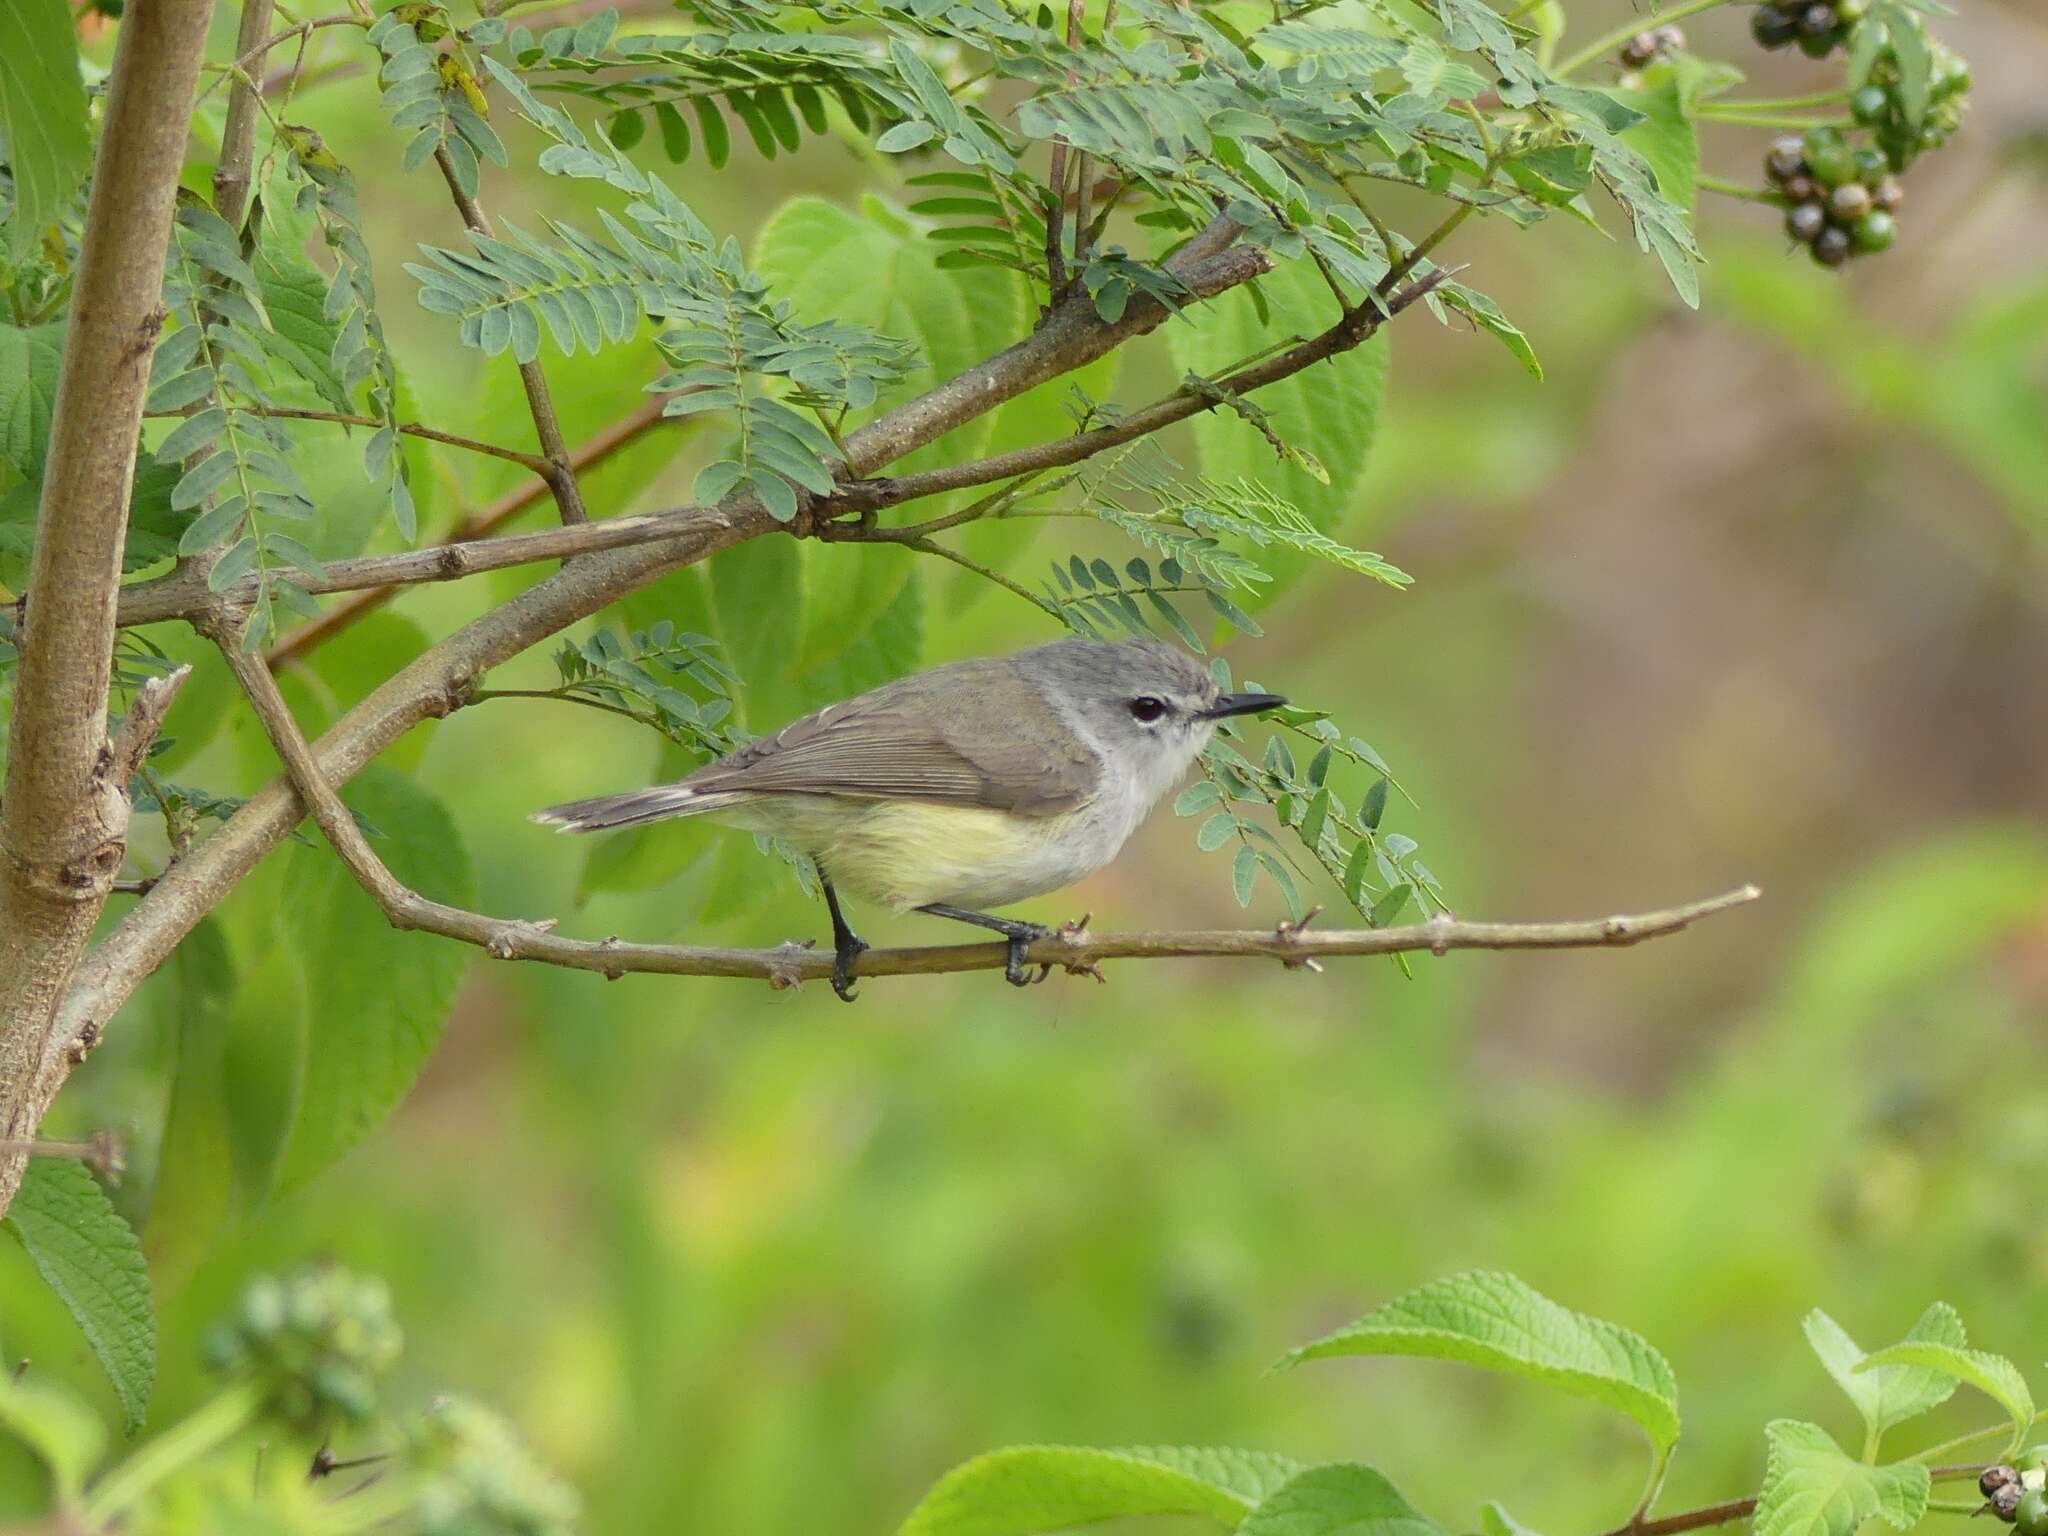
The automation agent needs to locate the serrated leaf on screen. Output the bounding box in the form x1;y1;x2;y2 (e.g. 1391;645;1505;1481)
1276;1271;1680;1454
0;0;92;260
895;1444;1302;1535
4;1159;155;1433
1803;1305;1962;1447
270;768;476;1195
1752;1421;1929;1536
1240;1463;1442;1536
0;322;66;480
1855;1341;2035;1453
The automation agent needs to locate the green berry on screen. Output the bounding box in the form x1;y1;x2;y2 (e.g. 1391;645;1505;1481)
1851;86;1889;124
1850;210;1894;252
1785;202;1826;242
1797;26;1840;56
1804;135;1857;185
2021;1446;2048;1471
1936;56;1972;96
1833;0;1864;22
1854;146;1887;182
2017;1492;2048;1536
1811;225;1851;267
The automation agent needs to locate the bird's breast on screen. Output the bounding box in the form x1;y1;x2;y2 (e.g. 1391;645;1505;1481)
808;799;1129;912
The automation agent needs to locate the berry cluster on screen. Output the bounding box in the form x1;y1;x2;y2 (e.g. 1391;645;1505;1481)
1852;44;1971;171
204;1267;404;1433
1766;128;1902;267
1981;1461;2048;1536
412;1398;582;1536
1618;24;1686;69
1751;0;1862;59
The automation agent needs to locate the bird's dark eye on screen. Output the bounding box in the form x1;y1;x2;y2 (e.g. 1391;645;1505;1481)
1128;696;1167;723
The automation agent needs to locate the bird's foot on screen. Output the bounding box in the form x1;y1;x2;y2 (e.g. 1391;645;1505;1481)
1002;922;1055;988
831;932;870;1003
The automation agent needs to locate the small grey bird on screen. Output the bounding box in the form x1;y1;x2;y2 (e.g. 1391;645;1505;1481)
534;637;1285;999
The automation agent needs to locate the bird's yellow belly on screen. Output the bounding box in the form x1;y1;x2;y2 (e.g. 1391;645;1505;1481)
723;797;1109;911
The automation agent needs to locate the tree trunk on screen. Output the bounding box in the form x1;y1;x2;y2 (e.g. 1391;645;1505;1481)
0;0;218;1215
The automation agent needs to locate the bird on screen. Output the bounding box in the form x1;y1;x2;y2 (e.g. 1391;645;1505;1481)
533;636;1286;1000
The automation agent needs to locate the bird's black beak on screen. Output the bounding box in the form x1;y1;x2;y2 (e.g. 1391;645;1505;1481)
1200;691;1288;721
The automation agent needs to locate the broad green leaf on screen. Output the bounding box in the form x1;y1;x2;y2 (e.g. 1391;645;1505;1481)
4;1159;155;1433
141;915;239;1287
750;196;997;669
1168;259;1388;601
896;1445;1303;1536
0;1369;105;1505
1276;1271;1680;1454
1239;1463;1442;1536
1752;1421;1929;1536
0;0;92;260
1856;1341;2035;1453
1479;1502;1544;1536
1802;1305;1961;1446
707;534;805;732
271;767;477;1194
798;567;923;707
1615;79;1698;223
0;322;66;480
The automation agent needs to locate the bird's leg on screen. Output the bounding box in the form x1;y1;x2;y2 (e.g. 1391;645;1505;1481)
821;877;868;1003
917;903;1055;987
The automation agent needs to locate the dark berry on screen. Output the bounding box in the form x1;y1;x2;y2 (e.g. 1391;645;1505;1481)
1812;225;1851;266
2017;1492;2048;1536
1798;27;1840;56
1797;2;1837;35
1785;202;1826;242
1765;135;1807;182
1984;1468;2022;1500
1620;31;1658;67
1751;4;1800;48
1782;172;1820;202
1871;174;1904;211
1994;1485;2026;1524
1829;181;1873;221
1653;23;1686;50
1852;86;1890;124
1850;210;1895;252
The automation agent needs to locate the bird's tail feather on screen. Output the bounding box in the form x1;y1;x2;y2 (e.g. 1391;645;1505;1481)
531;785;742;832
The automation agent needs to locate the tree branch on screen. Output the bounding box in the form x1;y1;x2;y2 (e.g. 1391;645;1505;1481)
263;395;672;667
211;0;274;228
433;143;590;525
1590;1464;1988;1536
0;0;220;1215
55;221;1352;1085
146;404;554;475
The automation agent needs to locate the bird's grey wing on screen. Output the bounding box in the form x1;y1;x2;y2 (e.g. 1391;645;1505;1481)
682;668;1096;815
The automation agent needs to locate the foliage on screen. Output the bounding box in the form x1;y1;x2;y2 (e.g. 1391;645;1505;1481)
898;1274;2031;1536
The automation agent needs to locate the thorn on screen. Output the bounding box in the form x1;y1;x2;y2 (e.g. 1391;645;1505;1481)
485;916;558;960
767;937;814;991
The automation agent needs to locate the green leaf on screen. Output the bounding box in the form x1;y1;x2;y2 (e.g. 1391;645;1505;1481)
256;241;353;412
1479;1502;1544;1536
1239;1464;1442;1536
139;915;238;1288
0;322;66;480
1615;79;1698;223
751;196;997;668
895;1445;1302;1535
1803;1305;1962;1447
1751;1421;1929;1536
1168;260;1387;601
271;767;476;1194
1855;1341;2035;1454
1276;1271;1680;1454
0;0;92;260
0;1369;105;1506
4;1159;155;1433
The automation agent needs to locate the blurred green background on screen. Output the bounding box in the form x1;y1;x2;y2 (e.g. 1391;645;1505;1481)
9;0;2048;1529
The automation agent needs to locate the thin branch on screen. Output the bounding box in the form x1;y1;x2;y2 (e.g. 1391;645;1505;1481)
213;0;276;228
1590;1464;1989;1536
902;535;1061;616
0;1131;126;1183
146;405;553;475
263;395;672;667
433;144;590;525
0;0;220;1219
107;243;1270;629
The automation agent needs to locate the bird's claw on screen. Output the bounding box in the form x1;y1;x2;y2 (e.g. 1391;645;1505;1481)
1001;924;1055;987
831;936;869;1003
